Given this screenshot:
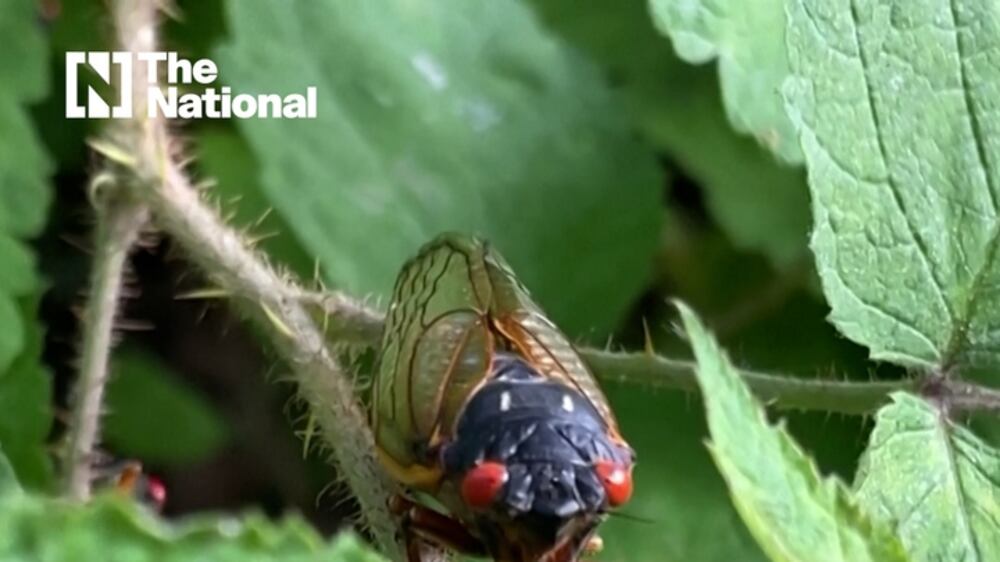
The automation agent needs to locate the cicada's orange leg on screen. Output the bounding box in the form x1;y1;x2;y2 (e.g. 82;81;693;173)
375;447;443;491
389;495;487;561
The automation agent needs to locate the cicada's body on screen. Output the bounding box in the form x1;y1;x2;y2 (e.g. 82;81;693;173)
373;234;634;562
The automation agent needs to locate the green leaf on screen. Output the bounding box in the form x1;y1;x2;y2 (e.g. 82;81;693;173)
0;0;54;490
784;0;1000;370
104;348;230;466
601;386;765;562
676;302;909;562
215;0;662;336
0;0;51;371
0;299;52;490
529;0;810;266
0;0;52;237
0;445;22;498
0;491;387;562
648;0;800;162
855;393;1000;561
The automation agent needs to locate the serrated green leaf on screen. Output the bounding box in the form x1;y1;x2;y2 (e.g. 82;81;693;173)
215;0;662;336
529;0;810;266
677;302;909;562
648;0;800;162
855;393;1000;561
784;0;1000;370
0;491;387;562
104;348;229;466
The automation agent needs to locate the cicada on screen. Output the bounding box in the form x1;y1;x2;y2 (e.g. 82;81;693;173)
373;234;635;562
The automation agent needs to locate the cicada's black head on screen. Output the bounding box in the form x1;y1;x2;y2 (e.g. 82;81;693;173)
441;354;634;561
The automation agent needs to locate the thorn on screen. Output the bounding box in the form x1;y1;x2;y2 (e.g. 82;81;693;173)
88;138;137;167
60;234;93;255
642;318;655;356
175;287;230;300
301;413;318;459
113;318;155;332
261;303;294;338
252;207;273;228
245;231;279;246
193;178;217;191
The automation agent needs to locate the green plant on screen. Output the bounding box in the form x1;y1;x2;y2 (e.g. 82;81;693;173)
2;0;999;560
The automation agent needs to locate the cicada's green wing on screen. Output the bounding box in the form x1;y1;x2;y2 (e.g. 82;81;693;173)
374;233;623;477
483;248;622;435
373;235;496;469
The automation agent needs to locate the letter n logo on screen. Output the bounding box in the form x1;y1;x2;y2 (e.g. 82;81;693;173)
65;52;133;118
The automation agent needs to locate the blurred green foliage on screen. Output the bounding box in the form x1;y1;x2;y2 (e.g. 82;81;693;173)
648;0;800;163
104;348;230;466
0;448;387;562
1;0;999;560
214;0;663;337
532;0;810;266
0;0;53;491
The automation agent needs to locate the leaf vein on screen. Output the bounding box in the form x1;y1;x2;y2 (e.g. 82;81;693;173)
848;0;956;340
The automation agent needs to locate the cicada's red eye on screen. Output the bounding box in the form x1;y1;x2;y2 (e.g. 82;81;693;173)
461;461;508;509
595;460;633;507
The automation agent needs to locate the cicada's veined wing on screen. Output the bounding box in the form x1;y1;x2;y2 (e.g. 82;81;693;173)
374;235;496;467
483;248;622;435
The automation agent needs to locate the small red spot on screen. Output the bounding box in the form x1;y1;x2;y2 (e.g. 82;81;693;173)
461;461;508;509
595;460;633;507
146;476;167;509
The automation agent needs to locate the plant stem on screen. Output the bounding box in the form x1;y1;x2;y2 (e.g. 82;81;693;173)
580;349;917;415
99;12;416;558
63;194;146;501
62;0;160;502
127;148;410;560
279;295;1000;415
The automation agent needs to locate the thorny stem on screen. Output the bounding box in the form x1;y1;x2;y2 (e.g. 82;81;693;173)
62;0;157;502
262;294;1000;415
62;193;146;501
580;350;917;415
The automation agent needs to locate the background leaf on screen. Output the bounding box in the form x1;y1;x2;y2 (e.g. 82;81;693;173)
855;393;1000;561
530;0;810;266
785;0;1000;370
677;303;908;562
104;348;230;466
599;387;766;562
196;126;315;278
0;444;21;498
0;0;53;490
647;0;800;162
0;300;51;490
214;0;662;336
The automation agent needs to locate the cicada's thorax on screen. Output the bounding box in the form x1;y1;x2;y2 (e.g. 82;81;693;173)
372;235;623;489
